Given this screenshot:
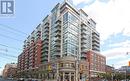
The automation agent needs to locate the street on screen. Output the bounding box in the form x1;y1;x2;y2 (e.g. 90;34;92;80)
0;78;16;81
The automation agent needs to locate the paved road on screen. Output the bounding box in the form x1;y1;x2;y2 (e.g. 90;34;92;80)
0;78;16;81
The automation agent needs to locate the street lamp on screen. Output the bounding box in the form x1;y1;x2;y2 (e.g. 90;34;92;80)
125;52;130;81
75;57;79;81
111;64;114;81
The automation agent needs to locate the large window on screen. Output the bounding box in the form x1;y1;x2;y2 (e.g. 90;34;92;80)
63;12;79;56
63;12;68;24
50;7;60;59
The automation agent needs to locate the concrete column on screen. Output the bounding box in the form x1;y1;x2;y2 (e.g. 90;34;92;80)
75;60;79;81
69;72;71;81
56;63;59;81
74;72;76;81
63;72;65;81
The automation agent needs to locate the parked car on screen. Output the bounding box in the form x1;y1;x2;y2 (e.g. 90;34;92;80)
32;79;38;81
18;78;24;81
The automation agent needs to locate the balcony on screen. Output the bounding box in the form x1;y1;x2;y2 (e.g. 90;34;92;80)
81;21;87;26
81;46;86;50
81;40;87;44
81;31;86;35
54;48;61;52
92;31;99;37
55;46;60;49
41;53;48;58
81;36;87;40
92;44;100;48
55;20;61;28
55;31;61;37
43;39;49;45
53;52;60;56
41;55;48;60
42;46;49;51
55;38;61;42
81;48;88;53
31;39;34;42
55;29;61;33
43;37;49;40
37;31;41;36
41;58;48;62
37;30;41;33
92;48;100;52
81;54;87;59
42;45;48;49
31;37;34;40
81;44;87;48
81;26;87;31
42;49;48;53
92;34;99;40
92;46;100;51
55;23;61;28
42;46;48;51
92;42;100;47
54;41;60;47
44;22;49;26
92;38;100;42
44;25;49;29
44;34;49;37
44;29;49;33
55;18;61;24
54;44;60;48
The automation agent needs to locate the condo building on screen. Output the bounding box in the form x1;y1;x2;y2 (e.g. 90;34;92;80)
3;63;17;79
17;0;104;81
105;65;114;74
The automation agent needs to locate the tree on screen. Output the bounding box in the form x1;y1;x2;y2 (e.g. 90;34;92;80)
127;74;130;80
114;73;125;80
97;73;110;80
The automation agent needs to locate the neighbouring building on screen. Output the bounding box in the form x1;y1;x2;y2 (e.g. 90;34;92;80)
118;66;130;75
17;0;104;81
2;63;17;79
105;65;114;74
86;50;106;80
129;61;130;66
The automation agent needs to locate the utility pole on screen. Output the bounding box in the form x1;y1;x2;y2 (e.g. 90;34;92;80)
75;54;80;81
111;64;115;81
76;59;79;81
126;52;130;81
56;62;59;81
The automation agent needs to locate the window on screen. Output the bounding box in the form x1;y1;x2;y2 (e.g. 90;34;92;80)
63;12;79;57
68;13;78;23
71;63;75;68
68;13;79;26
51;13;57;25
66;63;69;67
63;12;68;24
60;63;63;67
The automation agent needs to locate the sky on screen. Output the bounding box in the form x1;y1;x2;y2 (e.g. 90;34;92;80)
0;0;130;75
76;0;130;69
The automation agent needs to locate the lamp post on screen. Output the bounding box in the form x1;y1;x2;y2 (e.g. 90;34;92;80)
125;52;130;81
125;69;127;81
76;58;79;81
111;64;114;81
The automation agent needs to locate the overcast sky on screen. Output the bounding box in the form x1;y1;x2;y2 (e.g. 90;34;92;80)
72;0;130;68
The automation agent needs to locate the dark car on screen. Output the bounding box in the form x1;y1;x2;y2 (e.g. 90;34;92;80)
18;78;24;81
